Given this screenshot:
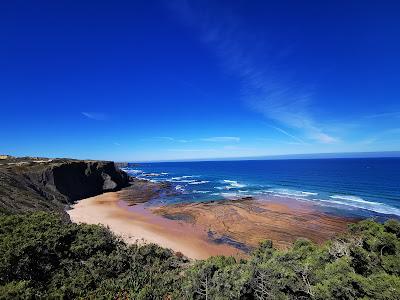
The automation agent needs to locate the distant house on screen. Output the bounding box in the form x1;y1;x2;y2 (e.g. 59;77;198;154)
0;155;16;160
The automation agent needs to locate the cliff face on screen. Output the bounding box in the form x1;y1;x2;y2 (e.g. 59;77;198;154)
43;161;129;201
0;158;129;215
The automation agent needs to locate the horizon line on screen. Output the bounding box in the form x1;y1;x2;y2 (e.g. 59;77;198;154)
127;150;400;163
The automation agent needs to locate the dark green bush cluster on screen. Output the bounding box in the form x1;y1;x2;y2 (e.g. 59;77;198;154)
180;219;400;299
0;212;186;299
1;212;399;299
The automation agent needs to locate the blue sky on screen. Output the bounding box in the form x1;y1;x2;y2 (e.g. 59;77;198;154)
1;0;400;161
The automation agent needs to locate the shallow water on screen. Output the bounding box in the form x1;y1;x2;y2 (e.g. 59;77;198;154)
123;158;400;219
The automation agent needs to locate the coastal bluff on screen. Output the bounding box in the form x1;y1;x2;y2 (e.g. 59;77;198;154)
0;156;129;215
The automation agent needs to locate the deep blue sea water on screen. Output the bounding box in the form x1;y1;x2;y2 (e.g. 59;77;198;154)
122;158;400;219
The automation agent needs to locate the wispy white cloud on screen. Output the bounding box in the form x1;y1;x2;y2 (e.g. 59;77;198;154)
365;112;400;119
269;125;306;144
359;137;378;145
167;145;255;154
387;128;400;134
312;132;338;144
154;136;174;141
358;128;400;145
201;136;240;142
170;1;338;144
151;137;189;143
147;136;240;143
81;112;107;121
222;145;256;151
167;148;217;152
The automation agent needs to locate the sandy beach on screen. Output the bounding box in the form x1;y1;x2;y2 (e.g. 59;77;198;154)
67;186;356;259
67;191;243;259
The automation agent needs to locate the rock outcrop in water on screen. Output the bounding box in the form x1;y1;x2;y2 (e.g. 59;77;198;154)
0;156;129;215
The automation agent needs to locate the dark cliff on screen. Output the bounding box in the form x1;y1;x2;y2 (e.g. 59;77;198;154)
0;157;129;215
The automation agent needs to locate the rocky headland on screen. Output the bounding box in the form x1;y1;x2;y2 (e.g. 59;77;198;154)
0;155;129;215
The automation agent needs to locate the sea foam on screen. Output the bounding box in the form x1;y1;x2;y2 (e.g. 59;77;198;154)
329;195;372;203
188;180;210;185
316;196;400;216
266;188;318;198
127;169;143;175
175;185;185;192
192;190;211;194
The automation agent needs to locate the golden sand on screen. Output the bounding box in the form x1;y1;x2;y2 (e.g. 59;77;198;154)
67;191;242;259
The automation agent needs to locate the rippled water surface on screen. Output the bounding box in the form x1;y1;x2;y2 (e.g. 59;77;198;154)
123;158;400;218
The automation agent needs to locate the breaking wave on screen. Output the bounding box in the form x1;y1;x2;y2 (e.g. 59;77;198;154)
266;188;318;198
316;196;400;216
188;180;210;185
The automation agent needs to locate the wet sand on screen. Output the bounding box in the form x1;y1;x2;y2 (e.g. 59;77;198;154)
153;197;356;249
68;190;356;259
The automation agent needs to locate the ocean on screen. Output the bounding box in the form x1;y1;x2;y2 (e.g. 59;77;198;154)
122;158;400;219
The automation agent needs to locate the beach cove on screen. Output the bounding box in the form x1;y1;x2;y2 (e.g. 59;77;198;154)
67;183;355;259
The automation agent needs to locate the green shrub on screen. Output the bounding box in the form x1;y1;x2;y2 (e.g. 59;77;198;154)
0;212;185;299
1;213;399;299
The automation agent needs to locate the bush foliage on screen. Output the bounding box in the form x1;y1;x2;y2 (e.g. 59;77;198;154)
0;212;399;299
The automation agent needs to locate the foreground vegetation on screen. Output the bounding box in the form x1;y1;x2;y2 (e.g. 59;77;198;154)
0;212;399;299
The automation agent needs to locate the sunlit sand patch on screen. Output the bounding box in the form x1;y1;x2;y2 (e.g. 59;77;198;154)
67;191;243;260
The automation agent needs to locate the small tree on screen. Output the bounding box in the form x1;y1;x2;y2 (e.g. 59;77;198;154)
196;274;210;300
252;268;270;300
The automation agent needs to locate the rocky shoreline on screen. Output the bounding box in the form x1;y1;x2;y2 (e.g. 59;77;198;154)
152;196;356;250
118;179;177;205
